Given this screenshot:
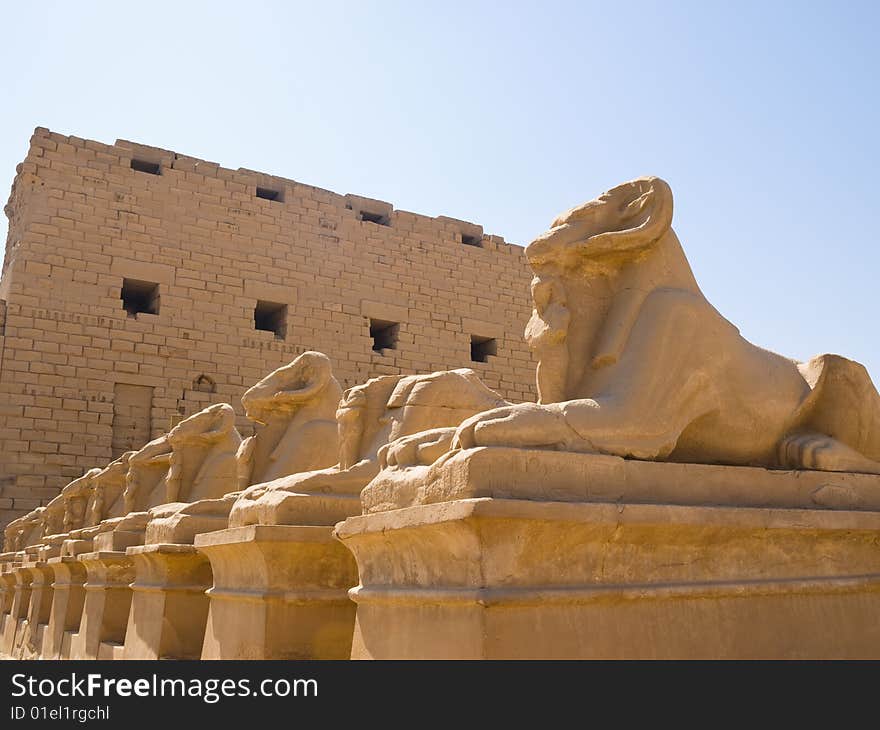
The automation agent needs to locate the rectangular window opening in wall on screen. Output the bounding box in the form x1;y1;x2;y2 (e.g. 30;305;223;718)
256;186;283;202
461;233;482;247
254;300;287;339
360;210;391;226
370;319;399;352
130;158;161;175
471;335;497;363
121;278;160;318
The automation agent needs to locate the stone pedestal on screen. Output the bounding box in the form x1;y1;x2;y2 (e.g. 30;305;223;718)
43;557;88;659
22;561;54;658
195;525;358;659
0;559;20;637
337;448;880;659
37;540;64;563
61;539;94;558
93;528;144;553
1;565;33;657
122;544;213;659
68;552;136;660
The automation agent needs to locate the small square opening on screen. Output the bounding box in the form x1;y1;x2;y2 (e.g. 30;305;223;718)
121;279;160;318
130;159;161;175
360;210;390;226
461;233;482;247
256;186;283;202
370;319;399;352
254;300;287;339
470;335;497;363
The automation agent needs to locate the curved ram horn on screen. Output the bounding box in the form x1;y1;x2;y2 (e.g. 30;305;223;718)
582;177;673;256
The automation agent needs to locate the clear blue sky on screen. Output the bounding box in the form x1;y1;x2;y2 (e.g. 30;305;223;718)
2;1;878;379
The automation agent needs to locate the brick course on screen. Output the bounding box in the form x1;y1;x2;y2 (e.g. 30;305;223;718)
0;128;537;529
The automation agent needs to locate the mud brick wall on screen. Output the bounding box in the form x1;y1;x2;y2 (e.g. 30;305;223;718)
0;128;537;529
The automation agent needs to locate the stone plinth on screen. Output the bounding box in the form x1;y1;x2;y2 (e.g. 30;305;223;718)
362;447;880;514
1;565;33;657
61;538;95;558
36;540;64;563
144;511;230;547
43;557;88;659
58;524;144;559
122;544;213;659
22;561;54;658
93;529;145;553
195;525;357;659
337;448;880;659
68;552;136;660
0;561;19;636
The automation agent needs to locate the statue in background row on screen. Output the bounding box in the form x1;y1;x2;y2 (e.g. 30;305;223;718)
236;351;341;488
229;367;507;526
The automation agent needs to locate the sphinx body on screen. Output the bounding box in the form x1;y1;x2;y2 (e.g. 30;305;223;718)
119;403;242;543
236;351;342;489
42;452;137;554
84;451;135;527
433;177;880;474
2;519;19;552
58;468;104;534
3;511;42;553
162;402;241;505
147;353;343;542
229;368;508;526
121;434;174;518
38;495;67;542
0;461;117;553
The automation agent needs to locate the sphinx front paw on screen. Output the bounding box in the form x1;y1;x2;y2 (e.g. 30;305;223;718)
380;428;457;468
453;403;573;450
779;432;880;475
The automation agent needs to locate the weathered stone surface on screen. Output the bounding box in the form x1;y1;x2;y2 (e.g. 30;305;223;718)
363;447;880;513
123;544;213;660
195;525;357;659
43;556;87;659
68;551;136;660
338;494;880;659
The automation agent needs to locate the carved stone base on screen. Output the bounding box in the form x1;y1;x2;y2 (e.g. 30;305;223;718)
68;552;136;660
0;551;20;570
93;529;145;553
144;511;231;546
43;556;88;659
0;559;20;638
195;525;358;659
362;447;880;513
339;450;880;659
61;539;95;558
36;542;63;562
1;565;32;657
22;561;54;659
122;544;213;659
231;489;362;529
